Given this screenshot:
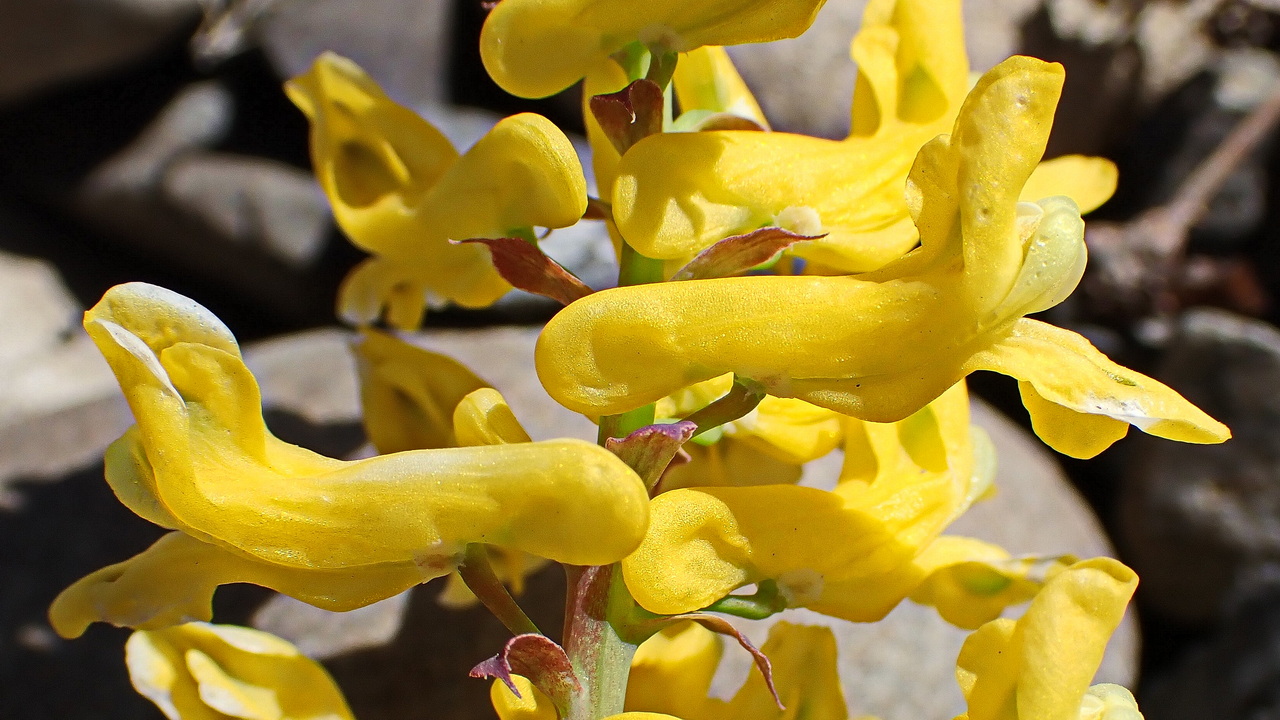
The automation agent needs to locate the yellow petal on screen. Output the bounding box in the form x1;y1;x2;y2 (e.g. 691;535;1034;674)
453;387;534;446
625;383;987;620
50;532;425;639
1020;156;1118;214
717;622;846;720
1078;684;1144;720
623;485;921;619
127;622;354;720
285;53;456;256
849;0;968;137
480;0;827;99
353;329;491;453
87;283;649;571
909;536;1075;630
957;558;1139;720
966;318;1230;457
612;0;967;271
492;675;559;720
672;46;769;127
656;374;842;474
627;621;722;718
540;57;1074;421
659;440;803;491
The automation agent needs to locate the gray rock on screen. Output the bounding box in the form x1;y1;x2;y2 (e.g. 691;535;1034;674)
1120;309;1280;624
0;0;200;105
0;251;124;501
73;81;337;322
1142;569;1280;720
160;152;330;268
193;0;452;112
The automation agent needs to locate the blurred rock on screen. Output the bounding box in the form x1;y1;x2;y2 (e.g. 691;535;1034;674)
0;251;124;500
1120;309;1280;624
160;152;330;268
73;80;338;322
0;0;200;105
194;0;452;112
1141;569;1280;720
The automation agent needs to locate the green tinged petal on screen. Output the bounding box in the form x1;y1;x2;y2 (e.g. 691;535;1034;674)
965;319;1230;457
480;0;828;99
126;622;354;720
672;46;769;128
956;558;1139;720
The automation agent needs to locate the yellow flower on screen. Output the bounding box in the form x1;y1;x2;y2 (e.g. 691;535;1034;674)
479;0;829;99
126;622;354;720
626;621;847;720
49;283;648;637
610;0;1117;273
536;56;1228;457
655;373;842;489
286;53;587;329
622;383;1032;623
954;558;1142;720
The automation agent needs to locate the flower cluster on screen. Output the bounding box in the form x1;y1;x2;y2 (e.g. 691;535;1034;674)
52;0;1228;719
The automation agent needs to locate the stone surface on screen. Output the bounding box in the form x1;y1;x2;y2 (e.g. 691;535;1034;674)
0;251;124;500
194;0;453;112
0;0;200;105
1120;309;1280;624
72;81;339;323
1141;569;1280;720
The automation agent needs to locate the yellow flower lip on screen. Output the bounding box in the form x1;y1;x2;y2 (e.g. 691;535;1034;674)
537;56;1228;455
127;623;356;720
479;0;829;99
59;282;650;635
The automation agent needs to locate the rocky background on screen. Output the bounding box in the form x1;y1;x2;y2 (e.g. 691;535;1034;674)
4;0;1280;718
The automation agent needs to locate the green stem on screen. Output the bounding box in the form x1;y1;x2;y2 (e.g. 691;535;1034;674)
681;375;766;438
457;544;540;637
703;579;788;620
563;565;637;720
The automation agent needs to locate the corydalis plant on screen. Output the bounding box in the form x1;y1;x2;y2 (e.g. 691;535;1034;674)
51;0;1223;719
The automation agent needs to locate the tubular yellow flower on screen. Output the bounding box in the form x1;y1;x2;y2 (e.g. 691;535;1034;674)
286;53;587;328
954;558;1140;720
479;0;828;99
126;622;354;720
610;0;1117;273
622;383;1010;621
536;56;1228;457
52;283;648;636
